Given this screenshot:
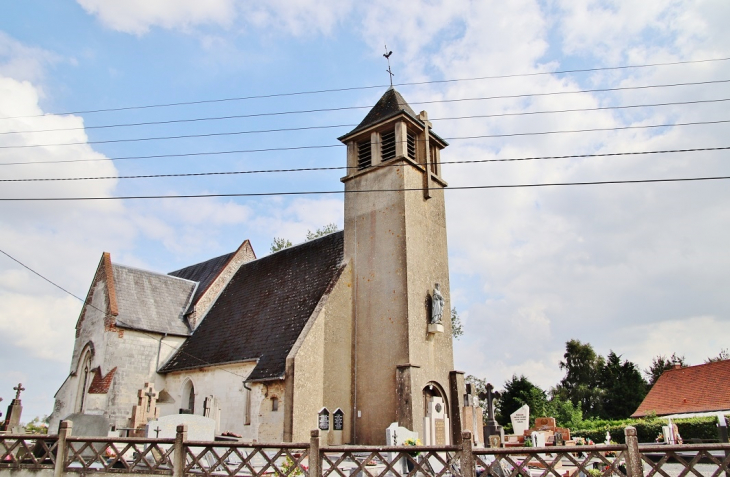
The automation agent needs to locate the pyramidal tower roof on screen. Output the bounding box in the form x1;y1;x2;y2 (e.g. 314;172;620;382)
339;88;421;141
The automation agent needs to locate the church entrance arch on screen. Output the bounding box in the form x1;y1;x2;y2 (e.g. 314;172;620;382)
422;382;450;445
181;379;195;414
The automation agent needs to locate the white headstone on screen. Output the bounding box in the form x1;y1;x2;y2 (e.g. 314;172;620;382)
510;405;530;436
531;431;546;448
386;422;419;475
147;414;216;441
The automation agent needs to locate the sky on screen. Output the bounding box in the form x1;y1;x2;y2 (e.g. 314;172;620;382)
1;0;729;423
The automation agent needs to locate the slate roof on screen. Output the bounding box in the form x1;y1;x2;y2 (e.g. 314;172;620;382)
169;251;236;310
632;360;730;417
160;231;345;381
338;88;448;145
112;264;197;336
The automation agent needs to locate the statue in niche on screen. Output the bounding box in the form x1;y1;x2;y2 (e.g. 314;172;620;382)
431;283;444;324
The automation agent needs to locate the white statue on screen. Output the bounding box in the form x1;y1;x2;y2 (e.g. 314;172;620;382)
431;283;444;324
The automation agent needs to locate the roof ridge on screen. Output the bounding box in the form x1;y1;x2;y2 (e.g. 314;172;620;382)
112;263;198;285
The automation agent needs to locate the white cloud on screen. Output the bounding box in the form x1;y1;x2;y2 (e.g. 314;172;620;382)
76;0;355;36
76;0;237;35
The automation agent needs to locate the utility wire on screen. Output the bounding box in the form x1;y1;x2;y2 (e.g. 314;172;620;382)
2;147;727;183
1;56;728;120
2;117;728;150
4;97;730;136
2;176;729;201
0;247;250;379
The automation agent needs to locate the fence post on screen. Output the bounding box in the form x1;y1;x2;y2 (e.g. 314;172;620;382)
309;430;320;477
460;430;475;477
54;420;72;477
173;424;188;477
624;426;644;477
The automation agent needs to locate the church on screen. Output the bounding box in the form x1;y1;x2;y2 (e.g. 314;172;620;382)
49;88;469;445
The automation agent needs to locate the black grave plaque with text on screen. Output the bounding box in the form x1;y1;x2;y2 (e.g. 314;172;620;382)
333;408;344;431
318;408;330;431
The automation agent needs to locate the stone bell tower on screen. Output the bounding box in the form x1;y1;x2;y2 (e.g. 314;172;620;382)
338;88;462;444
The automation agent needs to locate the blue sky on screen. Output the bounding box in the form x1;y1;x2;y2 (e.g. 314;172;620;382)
1;0;729;423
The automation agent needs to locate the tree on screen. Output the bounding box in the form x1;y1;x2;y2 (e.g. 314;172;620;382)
598;351;647;419
306;223;339;240
24;416;49;434
451;307;463;340
644;353;687;388
705;348;729;363
270;237;293;253
557;339;605;418
546;398;583;429
495;374;548;426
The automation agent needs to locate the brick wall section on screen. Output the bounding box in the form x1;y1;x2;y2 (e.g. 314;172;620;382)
88;367;117;394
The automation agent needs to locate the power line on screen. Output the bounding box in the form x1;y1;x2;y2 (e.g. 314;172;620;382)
2;56;728;120
4;97;729;136
3;117;728;150
1;175;729;201
2;147;727;182
0;246;250;379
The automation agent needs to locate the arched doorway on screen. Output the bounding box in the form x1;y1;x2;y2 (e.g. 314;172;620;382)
181;379;195;414
422;382;450;445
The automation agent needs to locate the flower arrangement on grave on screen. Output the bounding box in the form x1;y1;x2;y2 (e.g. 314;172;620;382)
281;456;307;476
404;437;422;457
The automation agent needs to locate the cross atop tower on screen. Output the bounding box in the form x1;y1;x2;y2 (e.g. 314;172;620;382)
383;46;394;87
13;383;25;400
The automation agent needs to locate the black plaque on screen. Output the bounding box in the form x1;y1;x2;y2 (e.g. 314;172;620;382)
333;408;344;431
318;408;330;431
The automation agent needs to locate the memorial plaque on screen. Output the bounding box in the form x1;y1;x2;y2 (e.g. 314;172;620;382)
318;408;330;431
333;408;344;431
434;419;445;445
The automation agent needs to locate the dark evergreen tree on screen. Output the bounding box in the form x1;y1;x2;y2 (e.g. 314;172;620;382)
598;351;647;419
495;374;548;426
557;339;604;418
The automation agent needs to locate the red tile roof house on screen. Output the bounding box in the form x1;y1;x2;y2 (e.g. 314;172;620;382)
632;360;730;418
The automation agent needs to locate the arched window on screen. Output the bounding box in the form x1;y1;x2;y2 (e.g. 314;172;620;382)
182;379;195;414
75;349;93;413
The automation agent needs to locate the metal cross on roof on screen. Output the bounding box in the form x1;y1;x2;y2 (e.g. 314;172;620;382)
13;383;25;400
383;45;394;87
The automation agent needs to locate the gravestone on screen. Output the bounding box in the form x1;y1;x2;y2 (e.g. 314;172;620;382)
129;383;159;436
718;413;729;443
480;384;503;443
1;383;25;432
318;408;330;431
424;396;450;445
330;408;344;445
63;413;112;437
386;422;419;475
146;414;215;441
510;404;530;436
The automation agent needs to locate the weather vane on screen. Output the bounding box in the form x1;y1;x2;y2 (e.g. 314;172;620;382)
383;45;394;87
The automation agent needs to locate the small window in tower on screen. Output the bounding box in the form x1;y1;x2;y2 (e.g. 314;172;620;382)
357;139;371;170
271;397;279;412
406;130;416;161
381;129;396;161
429;144;439;174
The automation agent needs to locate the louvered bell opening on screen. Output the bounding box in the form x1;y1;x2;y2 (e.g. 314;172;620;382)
357;139;372;170
407;130;416;161
381;129;396;161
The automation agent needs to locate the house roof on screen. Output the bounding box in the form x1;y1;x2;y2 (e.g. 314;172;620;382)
632;360;730;417
160;231;345;381
112;264;197;336
168;250;236;309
